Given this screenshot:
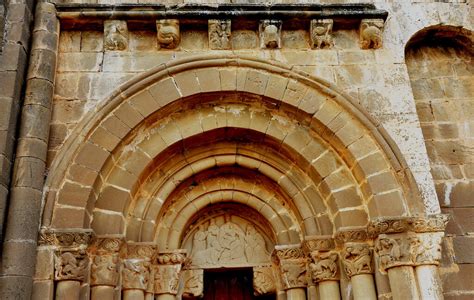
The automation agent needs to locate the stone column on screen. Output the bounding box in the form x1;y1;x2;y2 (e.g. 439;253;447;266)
273;245;308;300
153;250;187;300
341;243;377;300
90;238;123;300
122;243;157;300
0;1;59;298
54;250;89;300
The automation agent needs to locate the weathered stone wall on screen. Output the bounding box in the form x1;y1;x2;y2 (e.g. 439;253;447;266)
406;33;474;299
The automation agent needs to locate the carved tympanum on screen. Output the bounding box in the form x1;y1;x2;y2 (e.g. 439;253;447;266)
310;19;333;49
309;251;339;282
104;20;128;51
209;19;231;50
182;269;204;298
341;243;373;277
253;266;276;296
157;19;180;49
191;217;270;267
55;251;89;281
360;19;384;49
260;20;281;49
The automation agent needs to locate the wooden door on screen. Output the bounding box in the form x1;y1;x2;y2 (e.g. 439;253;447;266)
203;269;275;300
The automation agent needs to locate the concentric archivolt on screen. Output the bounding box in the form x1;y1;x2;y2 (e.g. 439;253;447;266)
42;55;424;247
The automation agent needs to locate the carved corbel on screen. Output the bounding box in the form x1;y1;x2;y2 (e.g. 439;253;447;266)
253;265;277;296
157;19;180;49
153;250;187;295
104;20;128;51
272;245;308;290
54;250;89;282
122;243;157;291
310;19;334;49
341;243;373;278
182;269;204;298
89;237;123;287
209;19;231;50
359;19;384;49
260;20;282;49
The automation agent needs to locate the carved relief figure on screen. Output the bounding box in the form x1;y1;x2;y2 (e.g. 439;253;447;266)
342;244;373;277
182;269;204;298
55;251;89;281
253;266;276;295
311;19;333;49
260;20;281;49
209;19;231;50
122;260;150;290
91;255;119;286
309;252;338;282
191;217;270;267
360;19;384;49
154;265;181;294
157;19;180;49
280;260;307;288
104;20;128;51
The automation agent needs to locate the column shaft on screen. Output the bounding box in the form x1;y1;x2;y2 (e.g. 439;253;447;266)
155;293;175;300
123;289;145;300
319;281;340;300
387;266;420;300
351;274;376;300
56;280;80;300
286;287;307;300
91;285;115;300
415;265;443;300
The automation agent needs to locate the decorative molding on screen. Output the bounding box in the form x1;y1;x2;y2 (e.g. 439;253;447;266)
39;229;93;248
157;19;180;49
209;19;231;50
310;19;333;49
253;266;277;296
304;235;335;252
273;244;306;261
335;228;369;244
341;243;373;277
368;215;449;237
54;250;89;281
182;269;204;298
309;251;339;283
125;243;158;260
104;20;128;51
359;18;384;49
260;20;282;49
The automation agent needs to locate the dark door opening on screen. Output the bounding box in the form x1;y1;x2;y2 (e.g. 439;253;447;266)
203;268;275;300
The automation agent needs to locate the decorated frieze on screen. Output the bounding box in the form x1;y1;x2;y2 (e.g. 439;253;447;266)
253;266;277;296
310;19;333;49
209;19;231;50
335;227;369;244
104;20;128;51
341;243;373;278
54;250;89;281
368;215;449;237
304;235;335;252
157;19;180;49
39;229;93;248
359;18;384;49
260;20;282;49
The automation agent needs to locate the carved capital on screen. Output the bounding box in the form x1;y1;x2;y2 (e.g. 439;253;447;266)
253;266;277;296
157;19;180;49
273;245;307;289
304;235;335;252
104;20;128;51
89;238;123;286
310;19;333;49
54;250;89;281
412;232;444;266
341;243;373;277
39;229;93;248
375;233;420;272
182;269;204;298
309;251;339;283
154;250;187;295
359;19;384;49
209;19;231;50
260;20;282;49
122;259;151;290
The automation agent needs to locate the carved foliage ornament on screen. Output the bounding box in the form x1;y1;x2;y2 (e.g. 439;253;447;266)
310;19;333;49
39;230;93;248
260;20;282;49
157;19;180;49
55;251;89;281
360;19;384;49
335;228;368;244
253;266;276;296
341;243;373;277
368;215;449;237
309;251;339;282
104;20;128;51
304;236;335;252
209;19;231;50
183;269;204;298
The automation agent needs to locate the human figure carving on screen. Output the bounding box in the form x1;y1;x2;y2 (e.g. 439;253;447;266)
244;224;269;263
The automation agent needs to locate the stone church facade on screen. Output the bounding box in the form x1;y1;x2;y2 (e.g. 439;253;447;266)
0;0;472;299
